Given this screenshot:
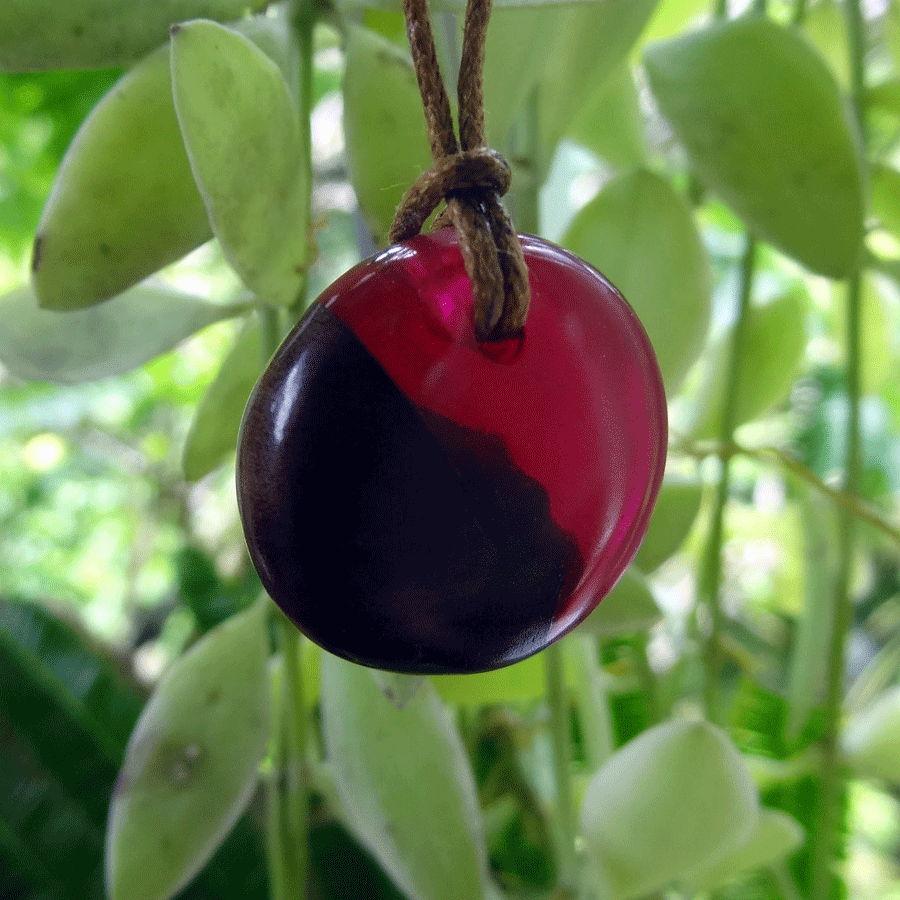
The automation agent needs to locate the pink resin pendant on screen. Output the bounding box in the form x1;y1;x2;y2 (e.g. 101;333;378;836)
237;228;667;673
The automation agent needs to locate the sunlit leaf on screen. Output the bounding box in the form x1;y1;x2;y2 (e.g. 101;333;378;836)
171;20;308;306
842;683;900;786
538;0;658;164
321;652;491;900
561;167;711;391
183;319;261;481
568;62;646;170
342;25;431;243
802;0;850;86
644;15;865;277
432;653;546;705
688;287;808;438
633;474;703;573
871;162;900;241
0;283;247;383
106;602;270;900
580;719;759;900
574;569;661;637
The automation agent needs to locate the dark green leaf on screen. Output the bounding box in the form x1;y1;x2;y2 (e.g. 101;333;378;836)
644;16;865;277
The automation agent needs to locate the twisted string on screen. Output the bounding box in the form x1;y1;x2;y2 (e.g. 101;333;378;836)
389;0;531;341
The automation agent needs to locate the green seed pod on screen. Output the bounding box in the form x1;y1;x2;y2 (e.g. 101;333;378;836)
32;43;212;310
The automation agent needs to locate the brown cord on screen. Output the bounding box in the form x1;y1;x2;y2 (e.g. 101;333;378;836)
390;0;531;341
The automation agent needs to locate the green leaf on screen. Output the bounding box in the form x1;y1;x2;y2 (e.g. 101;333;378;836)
171;20;308;306
432;653;546;705
580;719;759;900
568;62;646;170
644;16;865;278
342;25;432;243
0;0;270;71
321;652;491;900
0;283;246;383
574;569;661;637
688;287;808;439
483;5;558;148
561;167;712;391
681;808;804;892
633;475;703;573
871;162;900;240
0;599;141;898
538;0;658;164
841;684;900;785
105;602;270;900
32;44;212;310
801;0;850;86
183;318;261;481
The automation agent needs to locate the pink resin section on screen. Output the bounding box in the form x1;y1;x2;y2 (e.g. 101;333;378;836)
320;229;667;637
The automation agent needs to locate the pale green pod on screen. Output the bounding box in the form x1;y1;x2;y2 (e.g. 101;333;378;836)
105;602;270;900
580;719;759;900
343;25;432;243
32;44;212;310
0;0;268;71
171;19;308;306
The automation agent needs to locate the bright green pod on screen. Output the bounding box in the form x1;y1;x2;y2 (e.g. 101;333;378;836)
342;25;432;243
0;0;268;71
32;44;212;310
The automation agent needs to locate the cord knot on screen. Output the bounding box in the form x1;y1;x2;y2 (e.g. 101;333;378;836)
389;0;531;342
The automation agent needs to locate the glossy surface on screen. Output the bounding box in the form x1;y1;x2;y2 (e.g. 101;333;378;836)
238;229;667;673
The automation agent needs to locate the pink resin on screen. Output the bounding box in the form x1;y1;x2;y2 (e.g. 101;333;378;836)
319;228;667;640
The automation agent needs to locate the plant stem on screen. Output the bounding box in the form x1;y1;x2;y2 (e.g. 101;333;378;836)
699;234;756;724
790;0;808;26
545;642;580;895
811;270;862;900
810;0;866;892
571;635;614;770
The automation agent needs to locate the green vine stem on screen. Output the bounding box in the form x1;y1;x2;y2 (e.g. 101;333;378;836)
571;635;615;770
544;642;580;897
810;0;866;894
699;233;757;723
672;437;900;548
